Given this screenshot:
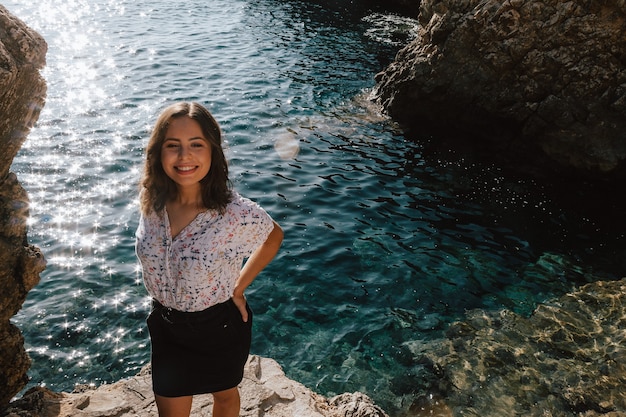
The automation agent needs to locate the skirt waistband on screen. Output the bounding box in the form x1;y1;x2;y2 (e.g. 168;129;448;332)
152;299;232;325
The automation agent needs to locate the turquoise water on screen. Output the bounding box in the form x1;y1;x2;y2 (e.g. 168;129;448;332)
6;0;625;415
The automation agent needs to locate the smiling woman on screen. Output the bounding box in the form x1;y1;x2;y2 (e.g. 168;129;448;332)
135;102;283;417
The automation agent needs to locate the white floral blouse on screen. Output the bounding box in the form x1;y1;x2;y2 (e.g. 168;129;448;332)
135;192;275;312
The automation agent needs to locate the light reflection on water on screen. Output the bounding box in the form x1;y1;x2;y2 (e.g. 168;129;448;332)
5;0;626;415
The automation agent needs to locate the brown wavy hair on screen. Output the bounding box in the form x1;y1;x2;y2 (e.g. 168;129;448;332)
139;102;232;216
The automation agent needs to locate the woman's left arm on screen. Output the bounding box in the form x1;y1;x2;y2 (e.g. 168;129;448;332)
233;221;284;321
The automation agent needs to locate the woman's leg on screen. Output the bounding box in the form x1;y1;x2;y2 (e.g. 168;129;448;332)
154;394;193;417
212;387;240;417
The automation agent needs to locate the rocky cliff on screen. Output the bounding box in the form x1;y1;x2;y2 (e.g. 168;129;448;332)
0;4;47;408
373;0;626;175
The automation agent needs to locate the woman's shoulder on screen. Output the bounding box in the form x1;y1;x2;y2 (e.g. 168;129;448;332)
226;191;267;215
138;206;165;228
227;190;251;206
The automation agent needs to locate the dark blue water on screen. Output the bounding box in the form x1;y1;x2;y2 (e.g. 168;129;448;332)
6;0;625;415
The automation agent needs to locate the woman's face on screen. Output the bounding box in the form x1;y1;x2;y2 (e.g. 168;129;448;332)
160;116;212;190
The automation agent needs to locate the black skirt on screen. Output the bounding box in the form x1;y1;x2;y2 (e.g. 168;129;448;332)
146;298;253;397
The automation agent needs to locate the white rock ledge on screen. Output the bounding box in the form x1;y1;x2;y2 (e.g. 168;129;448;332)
3;355;388;417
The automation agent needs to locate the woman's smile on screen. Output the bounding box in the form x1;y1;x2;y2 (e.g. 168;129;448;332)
175;165;199;173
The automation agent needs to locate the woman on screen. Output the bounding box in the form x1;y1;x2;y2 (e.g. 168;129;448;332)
135;102;283;417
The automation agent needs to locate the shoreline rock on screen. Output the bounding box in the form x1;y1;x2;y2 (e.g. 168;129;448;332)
0;4;47;407
2;356;388;417
372;0;626;176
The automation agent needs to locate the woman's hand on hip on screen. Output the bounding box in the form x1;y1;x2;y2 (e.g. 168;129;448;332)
232;294;249;322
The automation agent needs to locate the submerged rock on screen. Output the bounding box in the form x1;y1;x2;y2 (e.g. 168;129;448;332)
0;5;47;408
1;355;389;417
407;278;626;416
373;0;626;175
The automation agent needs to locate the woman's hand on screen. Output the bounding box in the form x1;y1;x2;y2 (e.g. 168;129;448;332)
232;293;249;322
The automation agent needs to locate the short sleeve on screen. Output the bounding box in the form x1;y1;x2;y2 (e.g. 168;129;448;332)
231;193;275;257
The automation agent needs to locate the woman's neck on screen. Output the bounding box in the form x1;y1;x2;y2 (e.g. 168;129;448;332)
173;185;205;209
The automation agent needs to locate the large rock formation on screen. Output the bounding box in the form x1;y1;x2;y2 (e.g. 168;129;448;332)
406;278;626;416
2;355;388;417
373;0;626;175
0;5;48;408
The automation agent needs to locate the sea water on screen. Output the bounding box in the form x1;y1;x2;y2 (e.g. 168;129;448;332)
5;0;625;415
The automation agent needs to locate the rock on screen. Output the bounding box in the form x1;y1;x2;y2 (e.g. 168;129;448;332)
0;5;47;178
1;355;389;417
407;278;626;416
0;5;47;409
328;392;388;417
372;0;626;175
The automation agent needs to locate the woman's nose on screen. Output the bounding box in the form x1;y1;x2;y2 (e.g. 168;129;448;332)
178;145;190;158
